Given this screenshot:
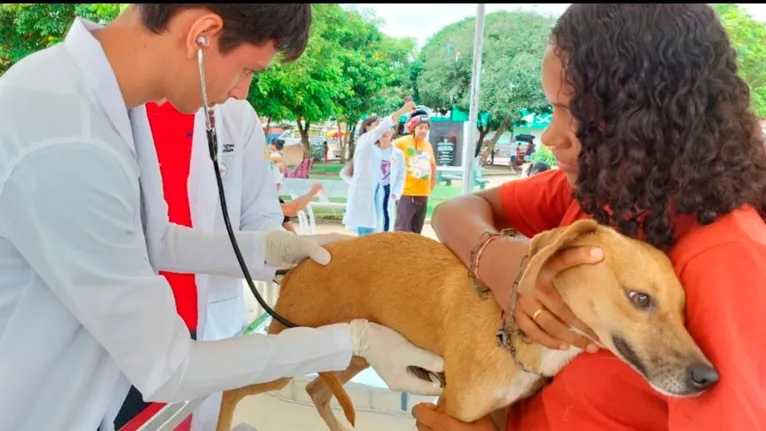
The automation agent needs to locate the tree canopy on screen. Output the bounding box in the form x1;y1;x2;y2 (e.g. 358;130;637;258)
0;4;126;74
246;4;415;156
414;11;555;157
2;2;766;160
713;4;766;117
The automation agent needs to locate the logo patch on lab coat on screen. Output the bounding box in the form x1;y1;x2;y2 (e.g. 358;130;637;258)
222;143;235;153
219;161;230;180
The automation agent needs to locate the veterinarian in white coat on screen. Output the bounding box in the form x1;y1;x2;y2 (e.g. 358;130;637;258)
0;14;443;431
342;103;413;235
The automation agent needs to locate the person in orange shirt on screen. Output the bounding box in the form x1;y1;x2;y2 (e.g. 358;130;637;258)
393;110;437;233
415;4;766;431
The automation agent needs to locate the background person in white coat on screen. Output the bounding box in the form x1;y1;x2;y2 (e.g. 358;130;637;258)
0;6;444;430
341;102;414;235
341;129;406;233
113;98;286;431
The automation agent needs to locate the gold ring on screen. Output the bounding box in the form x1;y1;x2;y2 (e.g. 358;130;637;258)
532;308;546;323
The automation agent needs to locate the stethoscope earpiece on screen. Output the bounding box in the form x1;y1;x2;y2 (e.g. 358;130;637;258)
196;35;207;48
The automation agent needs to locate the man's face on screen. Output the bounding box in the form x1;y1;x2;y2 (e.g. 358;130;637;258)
164;12;278;113
414;123;430;140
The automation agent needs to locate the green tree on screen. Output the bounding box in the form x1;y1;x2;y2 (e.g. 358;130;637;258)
713;4;766;118
248;4;347;155
247;4;416;160
333;8;418;159
415;11;554;159
0;4;126;74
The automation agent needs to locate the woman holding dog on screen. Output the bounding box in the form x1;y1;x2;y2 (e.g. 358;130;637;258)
420;4;766;431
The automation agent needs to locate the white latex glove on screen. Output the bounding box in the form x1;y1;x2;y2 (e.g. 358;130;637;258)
261;231;353;267
349;319;444;396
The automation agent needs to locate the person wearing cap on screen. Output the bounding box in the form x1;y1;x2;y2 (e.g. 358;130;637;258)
393;110;437;234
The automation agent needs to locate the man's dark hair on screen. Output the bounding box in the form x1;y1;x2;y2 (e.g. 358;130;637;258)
137;4;311;62
552;4;766;250
271;138;285;151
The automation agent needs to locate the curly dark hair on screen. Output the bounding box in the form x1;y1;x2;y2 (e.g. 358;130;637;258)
551;4;766;250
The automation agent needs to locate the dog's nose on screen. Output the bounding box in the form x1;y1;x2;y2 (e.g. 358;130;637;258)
688;363;719;390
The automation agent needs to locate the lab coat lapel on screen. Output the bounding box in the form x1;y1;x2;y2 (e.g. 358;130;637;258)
190;107;218;231
189;105;222;339
128;104;168;272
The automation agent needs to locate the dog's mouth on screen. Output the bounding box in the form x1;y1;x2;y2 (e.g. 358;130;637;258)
610;334;719;397
611;334;649;378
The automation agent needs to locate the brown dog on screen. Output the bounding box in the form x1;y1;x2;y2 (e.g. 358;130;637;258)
215;219;718;431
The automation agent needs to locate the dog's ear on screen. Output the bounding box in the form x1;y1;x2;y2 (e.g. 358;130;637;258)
518;219;601;293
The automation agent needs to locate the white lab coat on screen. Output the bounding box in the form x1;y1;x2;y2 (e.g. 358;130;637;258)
0;18;353;431
186;100;285;431
341;117;406;232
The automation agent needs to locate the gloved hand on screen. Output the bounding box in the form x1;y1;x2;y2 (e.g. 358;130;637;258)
262;231;353;267
349;319;444;396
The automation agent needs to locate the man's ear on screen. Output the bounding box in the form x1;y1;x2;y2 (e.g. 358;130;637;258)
518;219;601;293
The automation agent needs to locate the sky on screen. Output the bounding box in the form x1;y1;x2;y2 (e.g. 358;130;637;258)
350;3;766;48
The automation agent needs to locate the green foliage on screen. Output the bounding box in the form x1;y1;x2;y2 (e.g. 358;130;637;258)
712;4;766;117
0;4;127;74
530;144;556;166
248;4;345;130
415;11;554;124
247;4;415;155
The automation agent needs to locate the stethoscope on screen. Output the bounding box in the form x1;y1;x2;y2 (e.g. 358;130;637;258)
196;36;297;329
195;36;443;387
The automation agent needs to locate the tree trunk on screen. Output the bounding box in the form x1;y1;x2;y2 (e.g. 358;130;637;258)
337;120;346;164
474;123;490;158
478;118;511;165
347;124;358;159
265;117;272;143
298;120;311;158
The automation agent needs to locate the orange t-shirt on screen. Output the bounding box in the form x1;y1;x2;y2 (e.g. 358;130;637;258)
393;135;435;197
500;169;766;431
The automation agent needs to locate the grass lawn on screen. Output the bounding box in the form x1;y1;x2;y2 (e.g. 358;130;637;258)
296;177;463;220
303;161;515;178
286;161;508;220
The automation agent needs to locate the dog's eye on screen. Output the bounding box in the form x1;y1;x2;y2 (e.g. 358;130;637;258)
627;290;652;309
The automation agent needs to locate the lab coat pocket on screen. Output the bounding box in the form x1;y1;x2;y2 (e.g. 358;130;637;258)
204;277;246;340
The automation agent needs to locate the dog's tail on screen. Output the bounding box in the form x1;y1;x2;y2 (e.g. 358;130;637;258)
319;371;356;428
276;267;357;427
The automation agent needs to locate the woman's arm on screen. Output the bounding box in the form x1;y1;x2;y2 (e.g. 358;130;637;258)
668;240;766;429
432;187;529;311
282;221;298;234
432;172;600;350
281;184;323;217
362;102;416;147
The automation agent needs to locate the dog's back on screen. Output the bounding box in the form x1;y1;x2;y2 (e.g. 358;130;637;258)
270;232;491;356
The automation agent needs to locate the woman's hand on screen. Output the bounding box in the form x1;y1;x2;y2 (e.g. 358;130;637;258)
478;239;602;352
412;403;498;431
394;101;417;120
514;246;603;352
309;183;324;196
